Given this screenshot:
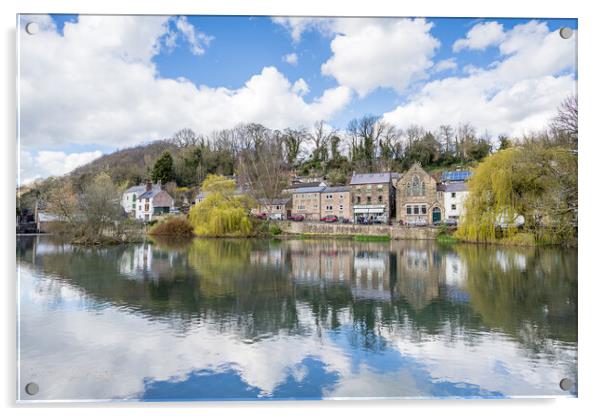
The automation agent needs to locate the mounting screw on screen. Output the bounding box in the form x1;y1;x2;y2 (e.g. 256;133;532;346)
25;22;39;35
25;382;39;396
559;27;573;39
559;378;574;391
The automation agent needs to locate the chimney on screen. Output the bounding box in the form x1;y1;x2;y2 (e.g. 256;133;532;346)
146;180;152;192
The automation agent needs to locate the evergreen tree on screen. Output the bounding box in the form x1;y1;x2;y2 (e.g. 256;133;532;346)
151;151;176;184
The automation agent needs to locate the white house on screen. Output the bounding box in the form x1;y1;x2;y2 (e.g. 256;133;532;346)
122;183;160;214
443;181;469;222
134;182;175;222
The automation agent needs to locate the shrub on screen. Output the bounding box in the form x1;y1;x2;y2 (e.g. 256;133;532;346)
149;216;194;237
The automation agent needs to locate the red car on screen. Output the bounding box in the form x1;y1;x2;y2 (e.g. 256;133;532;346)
320;215;338;223
254;212;268;220
288;214;305;221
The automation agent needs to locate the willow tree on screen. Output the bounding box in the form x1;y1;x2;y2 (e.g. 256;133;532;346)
456;143;577;245
188;174;253;237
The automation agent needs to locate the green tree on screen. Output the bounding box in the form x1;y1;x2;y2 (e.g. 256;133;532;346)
151;151;176;184
188;175;253;237
456;143;577;245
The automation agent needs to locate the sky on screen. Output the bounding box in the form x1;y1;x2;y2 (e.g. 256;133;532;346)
17;14;577;185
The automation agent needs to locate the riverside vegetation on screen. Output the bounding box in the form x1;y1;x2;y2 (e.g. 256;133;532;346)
17;96;577;246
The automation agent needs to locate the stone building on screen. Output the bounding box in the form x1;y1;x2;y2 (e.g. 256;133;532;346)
319;186;352;221
251;197;291;220
291;186;326;221
349;172;397;223
395;163;445;225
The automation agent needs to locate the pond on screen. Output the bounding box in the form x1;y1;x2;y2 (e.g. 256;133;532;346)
16;235;577;401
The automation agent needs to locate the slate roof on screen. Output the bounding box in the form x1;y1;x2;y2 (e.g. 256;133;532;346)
287;181;324;189
125;184;160;194
349;172;393;185
444;182;468;192
258;197;291;205
322;186;351;193
291;186;326;194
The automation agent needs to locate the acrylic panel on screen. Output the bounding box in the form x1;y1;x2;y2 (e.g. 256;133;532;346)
16;14;578;402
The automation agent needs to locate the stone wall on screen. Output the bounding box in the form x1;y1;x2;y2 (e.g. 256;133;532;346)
279;221;438;240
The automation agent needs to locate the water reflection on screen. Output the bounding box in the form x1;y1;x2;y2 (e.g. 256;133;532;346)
17;235;577;401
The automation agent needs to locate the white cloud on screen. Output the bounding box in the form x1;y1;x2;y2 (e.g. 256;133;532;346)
271;17;331;43
19;150;103;184
283;52;298;66
292;78;309;96
433;58;457;73
175;16;214;56
321;18;440;97
18;15;351;160
453;21;505;52
383;21;576;138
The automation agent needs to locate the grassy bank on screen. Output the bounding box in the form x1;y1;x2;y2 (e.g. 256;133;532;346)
354;234;390;242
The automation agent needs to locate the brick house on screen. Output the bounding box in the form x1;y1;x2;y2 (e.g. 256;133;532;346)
349;173;397;223
320;186;352;221
395;163;445;225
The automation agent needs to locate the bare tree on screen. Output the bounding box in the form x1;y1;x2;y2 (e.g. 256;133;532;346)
551;94;578;149
282;127;308;167
438;124;454;154
237;131;289;203
309;121;334;163
171;128;200;148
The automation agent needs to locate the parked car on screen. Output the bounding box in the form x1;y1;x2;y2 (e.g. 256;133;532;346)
169;207;180;214
341;218;351;224
255;212;268;220
269;213;284;220
320;215;338;223
444;218;458;226
415;219;428;227
288;214;304;221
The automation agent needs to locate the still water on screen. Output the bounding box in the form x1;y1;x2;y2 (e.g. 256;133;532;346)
17;235;577;401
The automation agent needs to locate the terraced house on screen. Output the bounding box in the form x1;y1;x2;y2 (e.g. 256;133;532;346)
320;186;352;221
291;186;326;221
395;163;445;225
349;172;398;223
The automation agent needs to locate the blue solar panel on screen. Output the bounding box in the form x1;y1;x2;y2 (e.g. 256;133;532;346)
442;171;472;181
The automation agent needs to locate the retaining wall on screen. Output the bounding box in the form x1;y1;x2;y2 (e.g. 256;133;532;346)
279;221;438;240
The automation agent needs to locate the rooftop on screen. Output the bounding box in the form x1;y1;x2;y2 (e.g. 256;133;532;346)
125;184;160;194
323;185;351;193
349;172;394;185
441;170;472;182
258;197;291;205
445;182;469;192
291;186;326;194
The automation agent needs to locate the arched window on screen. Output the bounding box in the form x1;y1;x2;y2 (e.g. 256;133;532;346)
406;175;425;197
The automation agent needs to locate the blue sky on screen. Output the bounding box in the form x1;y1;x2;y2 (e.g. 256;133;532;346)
18;15;577;184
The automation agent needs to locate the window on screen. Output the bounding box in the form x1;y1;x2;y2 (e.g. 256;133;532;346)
378;195;383;203
326;205;333;211
406;206;412;215
356;196;361;204
406;175;425;197
145;204;150;212
367;196;372;204
451;204;457;210
339;204;344;210
276;205;281;210
377;184;383;190
421;205;427;214
326;194;333;199
451;192;456;198
413;205;419;215
339;193;344;198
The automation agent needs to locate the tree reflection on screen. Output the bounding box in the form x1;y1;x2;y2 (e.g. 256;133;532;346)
17;235;577;354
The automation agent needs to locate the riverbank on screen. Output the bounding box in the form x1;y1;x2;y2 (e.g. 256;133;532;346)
279;221;439;240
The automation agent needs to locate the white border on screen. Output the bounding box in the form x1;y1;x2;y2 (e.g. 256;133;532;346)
2;1;600;415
